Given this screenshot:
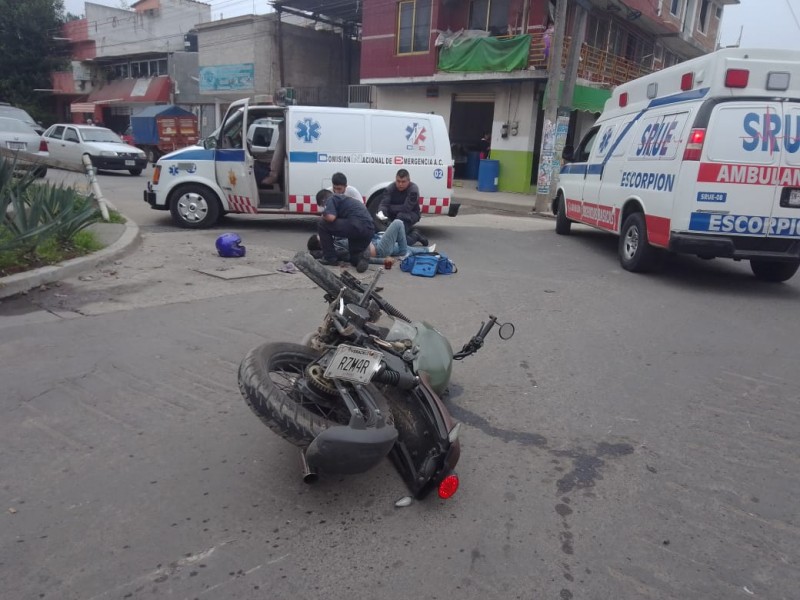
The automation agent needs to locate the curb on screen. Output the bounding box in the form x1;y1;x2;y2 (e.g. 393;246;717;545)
0;216;141;300
454;195;556;219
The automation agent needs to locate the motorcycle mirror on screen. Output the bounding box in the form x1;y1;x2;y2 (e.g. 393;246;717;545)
499;322;515;340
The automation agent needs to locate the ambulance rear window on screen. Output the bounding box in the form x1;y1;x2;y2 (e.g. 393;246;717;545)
704;103;782;165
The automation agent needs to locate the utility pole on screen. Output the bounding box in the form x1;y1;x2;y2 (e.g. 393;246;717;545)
561;0;590;108
534;0;568;213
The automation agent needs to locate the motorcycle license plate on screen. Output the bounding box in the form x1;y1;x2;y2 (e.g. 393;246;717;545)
324;344;383;384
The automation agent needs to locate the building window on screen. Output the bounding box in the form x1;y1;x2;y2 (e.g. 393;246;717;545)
397;0;432;54
669;0;682;17
715;4;722;20
698;0;711;33
469;0;511;35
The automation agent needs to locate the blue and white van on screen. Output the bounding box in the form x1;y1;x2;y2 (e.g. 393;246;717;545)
143;98;458;229
556;48;800;282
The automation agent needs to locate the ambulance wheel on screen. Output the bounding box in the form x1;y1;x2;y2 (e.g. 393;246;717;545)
169;184;221;229
619;212;658;272
366;194;388;232
555;193;572;235
749;259;800;283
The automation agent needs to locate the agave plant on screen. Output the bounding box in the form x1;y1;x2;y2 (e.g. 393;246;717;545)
0;156;100;254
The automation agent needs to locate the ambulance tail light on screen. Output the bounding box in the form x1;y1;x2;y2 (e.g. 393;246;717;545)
619;92;628;108
683;128;706;161
681;72;694;91
447;165;453;189
725;69;749;88
152;164;162;185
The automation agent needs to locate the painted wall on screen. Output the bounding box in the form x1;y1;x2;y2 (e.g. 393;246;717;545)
85;0;210;58
376;80;541;193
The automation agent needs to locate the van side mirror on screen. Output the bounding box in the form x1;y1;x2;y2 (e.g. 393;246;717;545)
204;135;217;149
562;145;575;162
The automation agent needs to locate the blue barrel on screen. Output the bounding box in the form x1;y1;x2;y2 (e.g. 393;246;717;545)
477;159;499;192
465;151;481;180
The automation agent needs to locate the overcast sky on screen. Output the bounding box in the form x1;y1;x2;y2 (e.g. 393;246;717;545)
63;0;800;50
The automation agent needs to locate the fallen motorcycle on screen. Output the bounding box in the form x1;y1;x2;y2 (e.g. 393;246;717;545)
238;251;514;500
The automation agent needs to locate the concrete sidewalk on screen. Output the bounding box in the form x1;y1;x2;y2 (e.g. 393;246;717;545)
452;178;549;217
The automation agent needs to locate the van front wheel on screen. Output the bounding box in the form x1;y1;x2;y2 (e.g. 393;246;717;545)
555;193;572;235
619;212;658;272
169;184;221;229
750;259;800;282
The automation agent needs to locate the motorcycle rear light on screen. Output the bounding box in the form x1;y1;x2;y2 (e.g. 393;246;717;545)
39;139;48;152
683;128;706;161
438;474;459;499
447;165;453;189
152;164;161;185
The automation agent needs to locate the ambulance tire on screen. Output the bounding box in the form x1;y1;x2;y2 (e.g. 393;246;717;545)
366;195;388;232
749;259;800;283
555;194;572;235
619;212;659;273
169;184;221;229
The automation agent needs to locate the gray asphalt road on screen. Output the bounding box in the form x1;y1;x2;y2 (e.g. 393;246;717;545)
2;182;799;599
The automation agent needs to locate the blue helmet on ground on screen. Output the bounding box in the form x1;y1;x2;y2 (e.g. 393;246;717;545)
216;233;246;257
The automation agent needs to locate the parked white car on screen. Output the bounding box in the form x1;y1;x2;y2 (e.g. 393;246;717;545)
0;116;48;177
42;124;148;175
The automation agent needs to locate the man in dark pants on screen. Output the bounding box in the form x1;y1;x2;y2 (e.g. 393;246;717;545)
376;168;428;246
316;189;375;273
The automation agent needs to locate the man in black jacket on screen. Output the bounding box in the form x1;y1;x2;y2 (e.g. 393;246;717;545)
316;189;375;273
376;169;428;245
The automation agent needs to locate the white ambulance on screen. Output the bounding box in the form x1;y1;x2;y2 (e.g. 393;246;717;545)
143;98;458;229
555;48;800;282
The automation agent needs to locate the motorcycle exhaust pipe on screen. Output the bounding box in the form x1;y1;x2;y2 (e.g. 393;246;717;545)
299;450;318;484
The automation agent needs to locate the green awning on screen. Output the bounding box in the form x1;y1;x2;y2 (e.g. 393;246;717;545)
438;35;531;73
541;82;611;113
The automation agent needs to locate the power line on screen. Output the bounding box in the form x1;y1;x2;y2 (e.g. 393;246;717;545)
785;0;800;31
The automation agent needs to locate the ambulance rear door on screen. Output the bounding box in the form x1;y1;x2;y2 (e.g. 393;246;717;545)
686;101;785;238
770;102;800;239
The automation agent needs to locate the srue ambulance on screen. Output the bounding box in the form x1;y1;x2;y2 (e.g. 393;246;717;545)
143;97;458;229
555;47;800;282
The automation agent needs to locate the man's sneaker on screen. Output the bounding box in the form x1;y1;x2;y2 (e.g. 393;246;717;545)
416;234;430;246
426;243;437;254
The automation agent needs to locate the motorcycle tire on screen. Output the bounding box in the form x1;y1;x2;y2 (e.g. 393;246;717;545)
238;342;391;447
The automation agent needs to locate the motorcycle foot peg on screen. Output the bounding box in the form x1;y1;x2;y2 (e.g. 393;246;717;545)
299;450;318;484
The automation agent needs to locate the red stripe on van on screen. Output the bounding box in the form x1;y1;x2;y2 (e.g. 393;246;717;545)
698;163;800;186
646;214;671;248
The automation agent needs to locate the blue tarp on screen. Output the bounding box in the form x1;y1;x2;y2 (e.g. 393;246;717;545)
130;105;194;145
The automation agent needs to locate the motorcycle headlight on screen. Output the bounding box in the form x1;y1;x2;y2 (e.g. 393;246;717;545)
100;151;117;157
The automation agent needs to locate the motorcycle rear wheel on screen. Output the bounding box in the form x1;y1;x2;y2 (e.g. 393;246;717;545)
239;342;390;447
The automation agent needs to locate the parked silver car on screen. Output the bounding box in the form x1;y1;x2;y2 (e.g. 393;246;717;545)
0;103;44;134
0;116;48;177
42;124;147;176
